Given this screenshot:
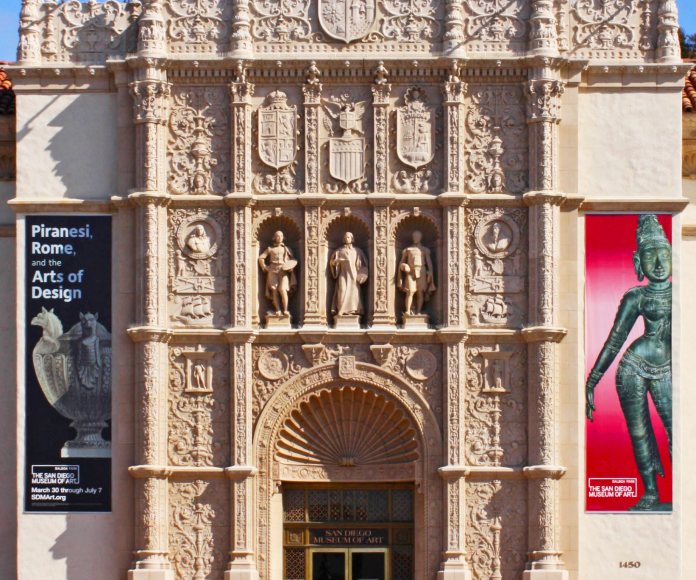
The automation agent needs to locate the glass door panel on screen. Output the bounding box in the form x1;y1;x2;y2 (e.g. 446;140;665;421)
311;550;347;580
351;550;386;580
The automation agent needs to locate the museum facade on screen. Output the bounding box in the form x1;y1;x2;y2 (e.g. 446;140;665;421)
0;1;693;579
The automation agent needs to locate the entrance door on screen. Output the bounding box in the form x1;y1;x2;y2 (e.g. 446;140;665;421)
310;548;388;580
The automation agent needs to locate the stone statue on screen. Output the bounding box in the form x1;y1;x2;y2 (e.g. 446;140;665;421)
586;214;672;511
398;230;436;315
258;231;298;317
186;224;211;254
330;231;368;316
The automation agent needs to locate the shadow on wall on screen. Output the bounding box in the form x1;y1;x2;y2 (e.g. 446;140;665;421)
16;93;118;200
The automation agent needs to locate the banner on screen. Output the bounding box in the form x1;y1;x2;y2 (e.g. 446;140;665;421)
25;215;112;512
585;214;672;512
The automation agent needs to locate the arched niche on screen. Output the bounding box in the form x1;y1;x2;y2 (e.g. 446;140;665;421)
253;360;443;580
323;215;372;327
392;214;441;327
254;215;304;327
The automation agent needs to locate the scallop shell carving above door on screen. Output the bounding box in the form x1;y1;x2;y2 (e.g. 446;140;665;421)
275;387;419;467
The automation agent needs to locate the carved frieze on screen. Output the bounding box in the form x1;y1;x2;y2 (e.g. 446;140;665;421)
168;209;229;327
250;0;312;43
466;208;527;328
462;0;530;53
465;85;528;195
168;345;229;466
168;86;229;195
165;0;232;54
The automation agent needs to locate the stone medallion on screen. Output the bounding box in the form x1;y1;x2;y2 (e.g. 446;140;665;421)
405;349;437;381
257;349;290;380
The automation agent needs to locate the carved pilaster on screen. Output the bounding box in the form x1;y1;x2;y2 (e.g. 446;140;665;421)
129;333;173;578
526;77;564;194
442;200;467;328
371;71;391;194
302;202;324;326
18;0;41;64
137;0;167;58
443;0;467;57
656;0;680;63
442;72;466;194
303;64;323;195
229;0;253;58
230;69;254;193
371;203;393;326
225;342;259;580
131;68;171;194
231;200;253;327
528;0;559;56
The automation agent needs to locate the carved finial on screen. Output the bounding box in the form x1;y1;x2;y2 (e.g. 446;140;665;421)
235;60;247;84
448;60;461;83
306;61;321;85
374;61;389;85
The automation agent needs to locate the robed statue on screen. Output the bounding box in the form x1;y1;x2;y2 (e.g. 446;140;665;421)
258;230;298;317
330;231;368;316
586;214;672;511
398;230;436;315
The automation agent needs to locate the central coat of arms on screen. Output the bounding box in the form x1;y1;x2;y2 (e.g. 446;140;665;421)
396;87;435;169
323;98;367;187
258;91;297;170
319;0;376;43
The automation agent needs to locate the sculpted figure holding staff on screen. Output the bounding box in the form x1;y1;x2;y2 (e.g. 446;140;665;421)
586;214;672;511
258;231;297;317
330;231;368;316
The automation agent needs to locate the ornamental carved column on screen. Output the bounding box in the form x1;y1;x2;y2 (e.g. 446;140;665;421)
438;339;471;580
128;59;173;579
137;0;167;59
229;0;253;58
230;67;254;194
303;63;322;196
441;198;467;328
442;70;466;195
301;201;324;327
443;0;466;57
225;340;259;580
372;66;391;195
18;0;41;64
656;0;680;63
523;68;567;579
528;0;559;57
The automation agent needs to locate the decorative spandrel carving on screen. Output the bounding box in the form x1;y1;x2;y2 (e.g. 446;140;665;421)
462;0;530;53
382;345;443;417
322;94;370;193
252;344;305;420
168;345;229;466
569;0;657;59
168;209;229;327
250;0;312;42
466;480;527;579
392;86;441;194
169;480;229;580
466;208;527;328
19;0;140;64
165;0;232;53
465;85;528;195
168;86;229;195
464;346;527;467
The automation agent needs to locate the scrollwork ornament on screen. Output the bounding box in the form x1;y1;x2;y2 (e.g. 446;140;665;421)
381;0;439;42
166;0;231;54
571;0;639;54
462;0;528;46
250;0;312;42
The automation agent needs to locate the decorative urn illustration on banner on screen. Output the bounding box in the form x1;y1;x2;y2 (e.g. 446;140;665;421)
319;0;376;43
31;308;112;458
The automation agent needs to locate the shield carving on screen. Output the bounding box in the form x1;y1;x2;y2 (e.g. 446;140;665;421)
329;136;365;184
397;87;436;169
258;91;297;170
319;0;376;43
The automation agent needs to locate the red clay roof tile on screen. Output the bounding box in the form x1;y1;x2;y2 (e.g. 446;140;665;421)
684;66;696;113
0;69;14;115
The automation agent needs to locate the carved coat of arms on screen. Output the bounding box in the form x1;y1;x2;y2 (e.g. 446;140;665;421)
319;0;376;43
324;99;367;186
396;87;435;169
258;91;297;170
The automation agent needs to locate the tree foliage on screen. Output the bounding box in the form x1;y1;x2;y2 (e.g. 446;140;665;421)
680;27;696;59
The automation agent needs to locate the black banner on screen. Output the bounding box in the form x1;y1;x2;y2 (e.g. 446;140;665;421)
25;215;112;512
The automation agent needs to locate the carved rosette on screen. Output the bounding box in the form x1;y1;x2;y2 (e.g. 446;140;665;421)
230;73;254;193
526;79;564;193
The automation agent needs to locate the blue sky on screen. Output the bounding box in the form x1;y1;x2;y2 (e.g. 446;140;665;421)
0;0;695;62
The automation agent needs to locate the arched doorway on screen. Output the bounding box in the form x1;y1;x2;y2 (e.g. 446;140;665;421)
253;359;442;579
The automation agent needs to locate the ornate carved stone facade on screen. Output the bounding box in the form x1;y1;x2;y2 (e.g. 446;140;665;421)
7;1;687;579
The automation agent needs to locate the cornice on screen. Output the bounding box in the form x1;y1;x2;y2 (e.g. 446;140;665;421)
8;198;116;213
580;198;689;213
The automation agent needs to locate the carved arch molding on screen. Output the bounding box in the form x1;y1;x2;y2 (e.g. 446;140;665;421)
253;359;443;578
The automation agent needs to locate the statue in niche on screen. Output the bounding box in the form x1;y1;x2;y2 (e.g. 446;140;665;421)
258;231;298;318
586;215;672;511
330;232;368;316
398;230;435;316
